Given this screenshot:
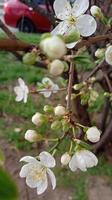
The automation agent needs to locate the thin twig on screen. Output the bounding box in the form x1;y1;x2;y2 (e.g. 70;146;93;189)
67;52;74;111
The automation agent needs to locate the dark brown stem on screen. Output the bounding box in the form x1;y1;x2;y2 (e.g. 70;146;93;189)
93;118;112;153
0;19;17;40
67;57;74;111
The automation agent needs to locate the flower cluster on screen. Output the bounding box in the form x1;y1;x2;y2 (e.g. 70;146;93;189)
12;0;112;197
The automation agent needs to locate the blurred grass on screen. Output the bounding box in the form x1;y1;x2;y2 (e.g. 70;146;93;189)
0;32;112;200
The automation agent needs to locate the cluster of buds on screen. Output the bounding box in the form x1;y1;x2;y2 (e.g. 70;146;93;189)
73;77;99;106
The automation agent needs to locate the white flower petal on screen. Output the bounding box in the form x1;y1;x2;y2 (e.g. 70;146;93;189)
37;177;48;195
76;14;97;37
76;152;87;172
54;0;71;20
66;41;78;49
69;155;78;171
47;168;56;190
72;0;89;17
19;164;30;178
39;151;56;168
14;86;23;97
20;156;39;164
52;84;59;93
23;92;28;103
85;150;98;166
51;21;70;36
18;78;25;88
40;90;52;98
26;174;39;188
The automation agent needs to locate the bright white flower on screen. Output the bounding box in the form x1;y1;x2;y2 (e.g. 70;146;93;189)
90;6;103;18
105;45;112;66
61;152;71;165
52;0;97;48
38;78;59;98
54;105;66;116
69;149;98;172
14;78;29;103
25;130;42;143
20;152;56;195
49;59;65;76
32;112;44;127
86;127;101;143
40;36;66;59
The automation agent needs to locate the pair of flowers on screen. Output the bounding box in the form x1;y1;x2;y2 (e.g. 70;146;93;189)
20;149;98;195
14;77;59;103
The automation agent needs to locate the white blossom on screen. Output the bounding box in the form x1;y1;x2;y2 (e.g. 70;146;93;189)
54;105;66;116
32;112;44;127
105;45;112;66
52;0;97;48
20;152;56;195
86;127;101;143
69;149;98;172
40;36;66;59
49;59;65;76
61;152;71;165
38;78;59;98
25;130;41;143
14;78;29;103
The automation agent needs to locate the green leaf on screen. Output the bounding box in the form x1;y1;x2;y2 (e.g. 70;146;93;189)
74;51;95;71
0;167;18;200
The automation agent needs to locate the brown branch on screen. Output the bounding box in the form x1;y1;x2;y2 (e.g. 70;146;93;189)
0;39;32;51
74;34;112;50
67;51;74;111
93;118;112;153
0;34;112;53
0;19;17;40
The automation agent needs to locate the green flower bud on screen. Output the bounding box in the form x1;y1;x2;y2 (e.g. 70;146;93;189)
95;48;105;58
73;83;84;90
90;6;103;19
43;105;54;113
51;120;62;130
23;49;37;65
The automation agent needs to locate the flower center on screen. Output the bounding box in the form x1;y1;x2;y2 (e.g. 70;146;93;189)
30;166;46;181
68;15;76;25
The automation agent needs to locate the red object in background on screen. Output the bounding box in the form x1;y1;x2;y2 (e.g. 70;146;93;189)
3;0;52;32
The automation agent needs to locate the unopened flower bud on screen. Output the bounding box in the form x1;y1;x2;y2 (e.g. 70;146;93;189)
54;105;66;116
25;130;42;142
73;83;84;90
51;120;62;130
40;36;66;60
95;48;105;58
86;127;101;143
105;45;112;66
43;105;53;113
61;152;71;165
49;59;65;76
90;6;103;18
89;90;99;102
64;27;80;43
32;112;44;127
23;50;37;65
